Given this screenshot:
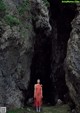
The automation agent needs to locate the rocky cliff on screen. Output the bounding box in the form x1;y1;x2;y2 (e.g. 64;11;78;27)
0;0;35;109
1;0;80;112
0;0;51;109
65;4;80;113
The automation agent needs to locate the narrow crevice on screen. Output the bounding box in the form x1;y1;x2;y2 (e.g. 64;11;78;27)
49;2;77;103
29;29;53;104
27;1;77;106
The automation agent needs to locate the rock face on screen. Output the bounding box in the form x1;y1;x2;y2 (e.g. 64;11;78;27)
30;0;51;34
0;0;51;109
65;4;80;113
1;0;80;110
0;0;34;109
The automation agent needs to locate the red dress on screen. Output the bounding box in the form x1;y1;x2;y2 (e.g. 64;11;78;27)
34;84;43;107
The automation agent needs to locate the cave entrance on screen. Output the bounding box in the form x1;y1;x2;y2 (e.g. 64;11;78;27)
27;2;77;106
29;31;55;104
49;2;77;103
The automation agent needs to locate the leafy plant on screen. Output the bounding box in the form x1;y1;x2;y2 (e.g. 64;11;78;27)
43;0;50;7
18;0;30;15
0;0;6;11
4;15;20;26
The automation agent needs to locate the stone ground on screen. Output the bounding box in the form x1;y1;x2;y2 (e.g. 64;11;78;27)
7;104;70;113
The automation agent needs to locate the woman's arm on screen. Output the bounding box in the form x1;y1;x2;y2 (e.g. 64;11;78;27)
41;85;43;98
34;84;36;98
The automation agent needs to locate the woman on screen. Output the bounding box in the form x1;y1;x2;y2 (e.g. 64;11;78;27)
34;79;43;112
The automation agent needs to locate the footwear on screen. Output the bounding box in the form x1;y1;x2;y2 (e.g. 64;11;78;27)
36;107;38;112
38;107;41;112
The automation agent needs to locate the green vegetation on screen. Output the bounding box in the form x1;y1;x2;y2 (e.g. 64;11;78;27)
0;0;6;11
62;0;80;3
18;0;30;15
42;0;50;7
7;104;70;113
4;15;20;26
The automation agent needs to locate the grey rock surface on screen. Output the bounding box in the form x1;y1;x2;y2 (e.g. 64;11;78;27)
30;0;51;36
65;4;80;113
0;0;34;109
0;0;51;109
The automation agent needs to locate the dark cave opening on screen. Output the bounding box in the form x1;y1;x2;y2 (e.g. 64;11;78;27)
27;2;77;106
29;29;53;104
49;1;77;103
